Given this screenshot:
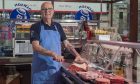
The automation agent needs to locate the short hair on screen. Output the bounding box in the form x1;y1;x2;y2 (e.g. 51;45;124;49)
41;2;53;9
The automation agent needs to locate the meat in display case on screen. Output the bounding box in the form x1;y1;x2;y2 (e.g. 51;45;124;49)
61;40;140;84
61;61;128;84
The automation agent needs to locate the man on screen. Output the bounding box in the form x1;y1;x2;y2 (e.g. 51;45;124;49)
30;2;84;84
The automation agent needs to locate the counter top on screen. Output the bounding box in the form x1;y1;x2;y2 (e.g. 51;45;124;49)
0;57;32;65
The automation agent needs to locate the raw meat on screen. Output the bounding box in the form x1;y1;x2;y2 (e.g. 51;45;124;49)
77;71;101;80
103;73;124;84
96;78;110;84
67;63;88;72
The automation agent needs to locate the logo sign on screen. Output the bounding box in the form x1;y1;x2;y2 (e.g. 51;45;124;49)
10;3;31;19
75;5;93;21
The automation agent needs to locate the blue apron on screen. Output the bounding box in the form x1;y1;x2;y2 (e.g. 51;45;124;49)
32;24;62;84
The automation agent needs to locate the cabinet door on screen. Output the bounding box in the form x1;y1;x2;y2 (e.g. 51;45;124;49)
0;76;6;84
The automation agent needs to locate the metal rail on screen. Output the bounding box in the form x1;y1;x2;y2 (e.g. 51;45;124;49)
87;40;140;49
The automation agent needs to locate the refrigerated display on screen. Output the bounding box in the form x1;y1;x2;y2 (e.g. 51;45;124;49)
0;20;13;57
60;40;140;84
13;22;34;56
57;20;98;48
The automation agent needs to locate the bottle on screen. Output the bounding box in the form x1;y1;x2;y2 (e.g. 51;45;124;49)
118;53;125;76
114;53;125;76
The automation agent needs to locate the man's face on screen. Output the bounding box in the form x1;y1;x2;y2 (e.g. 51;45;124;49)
41;3;54;19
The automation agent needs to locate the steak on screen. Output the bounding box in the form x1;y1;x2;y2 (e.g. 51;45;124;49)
67;63;88;72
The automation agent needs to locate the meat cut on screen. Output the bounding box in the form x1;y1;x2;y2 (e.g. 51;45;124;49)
76;71;102;80
67;62;88;72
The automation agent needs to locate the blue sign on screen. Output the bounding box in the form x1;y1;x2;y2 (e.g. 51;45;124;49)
10;8;30;19
75;9;93;21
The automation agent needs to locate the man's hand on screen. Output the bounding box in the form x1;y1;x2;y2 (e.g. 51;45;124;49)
52;53;64;62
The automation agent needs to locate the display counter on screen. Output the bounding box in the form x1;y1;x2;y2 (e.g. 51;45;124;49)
0;57;32;84
0;39;139;84
61;40;140;84
0;57;32;65
86;40;140;83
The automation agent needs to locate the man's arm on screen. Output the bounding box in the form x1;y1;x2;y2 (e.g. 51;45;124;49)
32;40;54;56
63;40;80;57
32;40;64;62
63;40;85;63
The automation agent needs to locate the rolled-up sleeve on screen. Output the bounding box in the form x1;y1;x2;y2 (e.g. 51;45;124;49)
57;23;67;42
30;24;40;43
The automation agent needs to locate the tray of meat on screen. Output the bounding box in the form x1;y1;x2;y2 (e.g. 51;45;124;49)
67;62;88;73
61;66;85;84
103;73;125;84
76;70;104;84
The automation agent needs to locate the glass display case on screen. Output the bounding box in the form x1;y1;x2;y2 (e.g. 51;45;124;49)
0;20;13;57
13;21;34;56
0;19;37;57
57;20;98;48
80;40;140;83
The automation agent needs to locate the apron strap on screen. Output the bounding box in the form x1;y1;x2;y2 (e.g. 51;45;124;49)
54;25;58;31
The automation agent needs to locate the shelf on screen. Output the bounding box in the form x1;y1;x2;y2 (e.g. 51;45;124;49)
16;25;31;29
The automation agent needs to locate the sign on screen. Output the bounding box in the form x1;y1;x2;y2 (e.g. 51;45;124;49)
10;2;31;19
54;2;107;12
75;5;93;20
0;0;3;9
4;0;49;10
4;0;50;19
